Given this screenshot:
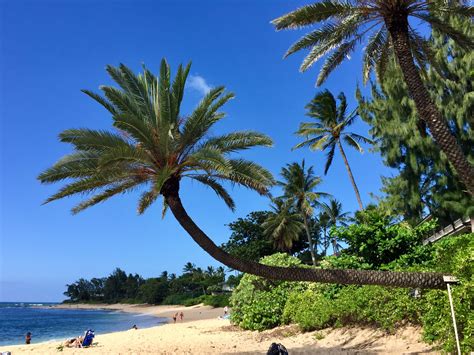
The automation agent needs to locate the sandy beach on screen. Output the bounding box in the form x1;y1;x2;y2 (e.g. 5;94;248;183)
0;303;437;354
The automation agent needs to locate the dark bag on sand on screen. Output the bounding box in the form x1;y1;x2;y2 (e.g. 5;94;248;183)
267;342;288;355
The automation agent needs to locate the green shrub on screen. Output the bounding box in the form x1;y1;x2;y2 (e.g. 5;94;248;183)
420;234;473;353
282;288;334;331
202;294;230;307
230;253;308;331
161;293;195;305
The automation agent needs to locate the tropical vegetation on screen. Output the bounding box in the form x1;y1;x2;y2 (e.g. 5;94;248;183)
63;263;230;307
272;0;474;195
230;219;473;353
38;60;447;289
294;91;372;209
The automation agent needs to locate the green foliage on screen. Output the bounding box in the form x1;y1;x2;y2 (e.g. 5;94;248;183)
63;262;229;306
282;289;333;331
357;17;474;225
272;0;473;86
39;59;274;216
181;294;230;308
332;207;436;266
230;253;308;331
230;228;474;353
420;234;473;353
221;211;307;261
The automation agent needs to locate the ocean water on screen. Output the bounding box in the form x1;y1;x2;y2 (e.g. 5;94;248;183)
0;302;167;346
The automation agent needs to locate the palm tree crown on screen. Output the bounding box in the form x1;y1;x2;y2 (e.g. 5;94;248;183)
279;160;327;217
272;0;473;85
272;0;474;194
263;198;305;251
38;59;275;215
278;161;328;265
294;90;372;209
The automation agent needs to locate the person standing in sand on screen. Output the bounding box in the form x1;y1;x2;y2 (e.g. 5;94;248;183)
25;332;32;344
179;311;184;321
173;313;178;323
224;306;229;316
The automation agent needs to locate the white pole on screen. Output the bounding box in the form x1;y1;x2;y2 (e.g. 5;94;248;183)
446;283;461;355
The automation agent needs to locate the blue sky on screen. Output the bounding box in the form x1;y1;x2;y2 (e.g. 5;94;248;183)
0;0;393;302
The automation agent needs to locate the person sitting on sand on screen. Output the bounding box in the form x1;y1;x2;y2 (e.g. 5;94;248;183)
179;311;184;321
132;324;138;330
64;336;83;348
25;332;32;344
173;313;178;323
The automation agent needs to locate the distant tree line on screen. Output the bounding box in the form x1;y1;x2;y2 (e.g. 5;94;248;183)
63;263;238;306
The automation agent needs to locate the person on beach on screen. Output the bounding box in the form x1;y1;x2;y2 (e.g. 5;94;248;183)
179;311;184;321
25;332;32;344
173;313;178;323
64;336;83;348
224;306;229;316
132;324;138;330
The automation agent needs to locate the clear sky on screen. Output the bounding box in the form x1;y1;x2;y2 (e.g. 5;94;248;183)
0;0;393;302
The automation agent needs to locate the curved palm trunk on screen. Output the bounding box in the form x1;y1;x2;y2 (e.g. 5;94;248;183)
302;214;317;266
337;141;364;210
387;16;474;195
162;180;445;289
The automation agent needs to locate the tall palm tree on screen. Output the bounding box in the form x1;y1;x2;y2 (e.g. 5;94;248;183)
294;90;372;209
278;161;328;265
272;0;474;195
320;199;350;255
263;198;305;253
39;59;446;289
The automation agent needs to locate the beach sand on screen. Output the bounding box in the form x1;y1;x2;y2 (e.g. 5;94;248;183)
0;303;438;354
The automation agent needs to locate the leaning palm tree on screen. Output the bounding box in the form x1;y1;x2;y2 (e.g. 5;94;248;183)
294;90;372;209
320;199;350;255
39;59;446;289
279;161;328;265
263;198;305;253
272;0;474;195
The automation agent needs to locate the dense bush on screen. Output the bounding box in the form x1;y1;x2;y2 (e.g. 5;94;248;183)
420;234;473;353
182;294;230;307
230;253;308;331
332;207;436;267
231;234;473;353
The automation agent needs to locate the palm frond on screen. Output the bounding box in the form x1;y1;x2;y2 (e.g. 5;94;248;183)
413;13;474;50
316;38;359;85
81;90;117;115
362;27;388;84
202;131;273;153
38;152;100;183
272;0;355;30
324;143;336;174
343;135;363;152
191;175;236;211
137;189;160;215
59;128;131;151
219;159;275;195
71;179;140;214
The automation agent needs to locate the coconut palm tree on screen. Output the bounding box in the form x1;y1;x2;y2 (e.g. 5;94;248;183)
278;161;328;265
263;198;305;253
294;90;372;209
272;0;474;195
38;59;446;289
320;199;350;255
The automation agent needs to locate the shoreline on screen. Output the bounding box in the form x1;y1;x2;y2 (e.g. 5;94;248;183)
49;302;225;322
1;304;438;354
